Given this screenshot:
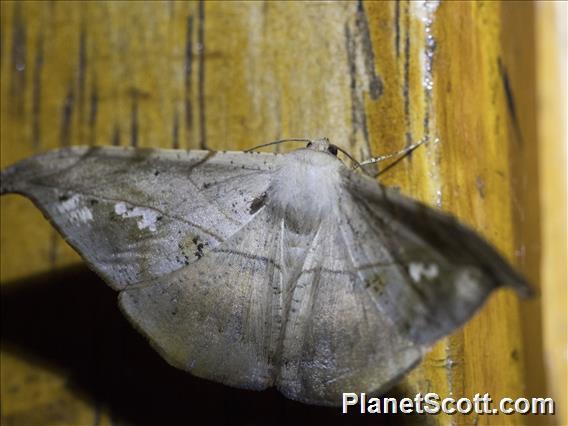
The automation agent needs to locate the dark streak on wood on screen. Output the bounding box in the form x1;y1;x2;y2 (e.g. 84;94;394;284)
423;109;431;142
197;1;207;150
112;124;121;146
184;14;194;148
130;92;139;147
345;23;370;151
60;83;75;147
356;0;382;100
168;0;175;21
10;2;26;113
0;10;4;62
345;24;357;149
403;4;412;147
172;109;180;149
89;78;98;146
77;27;87;119
476;176;486;199
32;32;44;150
395;1;401;57
498;57;523;145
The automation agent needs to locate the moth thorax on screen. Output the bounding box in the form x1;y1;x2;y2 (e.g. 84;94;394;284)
267;152;342;232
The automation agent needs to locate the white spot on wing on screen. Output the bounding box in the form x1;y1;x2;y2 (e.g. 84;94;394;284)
114;201;128;215
58;194;80;212
409;262;439;282
71;207;94;223
114;202;159;232
57;194;94;224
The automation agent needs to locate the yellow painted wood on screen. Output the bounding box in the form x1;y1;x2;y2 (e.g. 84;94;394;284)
536;1;567;424
0;1;553;425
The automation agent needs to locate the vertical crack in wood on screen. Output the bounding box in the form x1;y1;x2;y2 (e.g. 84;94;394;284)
60;82;75;147
184;14;194;148
78;26;87;122
403;3;412;147
31;32;44;150
395;1;401;58
356;0;383;100
345;23;358;151
10;2;26;114
0;9;4;62
172;108;180;149
112;124;121;147
130;91;139;147
89;76;98;146
345;2;383;160
498;57;524;145
197;1;207;150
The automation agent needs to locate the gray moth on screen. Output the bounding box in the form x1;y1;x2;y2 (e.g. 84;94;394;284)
0;138;531;406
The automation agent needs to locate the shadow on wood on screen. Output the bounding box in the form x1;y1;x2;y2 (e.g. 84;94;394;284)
1;265;428;425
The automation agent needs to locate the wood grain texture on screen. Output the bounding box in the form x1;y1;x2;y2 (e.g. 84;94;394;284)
536;1;567;424
0;1;551;425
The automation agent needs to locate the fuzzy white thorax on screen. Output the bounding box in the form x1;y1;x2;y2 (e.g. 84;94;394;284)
267;148;344;232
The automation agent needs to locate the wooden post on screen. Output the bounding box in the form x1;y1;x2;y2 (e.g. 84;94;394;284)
536;1;567;424
1;2;557;425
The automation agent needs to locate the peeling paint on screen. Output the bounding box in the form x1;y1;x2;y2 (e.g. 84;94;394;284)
421;2;439;94
411;1;443;209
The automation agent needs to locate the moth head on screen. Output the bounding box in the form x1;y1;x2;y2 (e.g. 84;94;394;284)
305;138;362;169
305;137;338;157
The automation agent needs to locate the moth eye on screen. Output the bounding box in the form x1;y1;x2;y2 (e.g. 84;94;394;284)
327;145;338;156
306;142;313;148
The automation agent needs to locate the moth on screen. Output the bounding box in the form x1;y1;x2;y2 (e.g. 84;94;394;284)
0;138;531;405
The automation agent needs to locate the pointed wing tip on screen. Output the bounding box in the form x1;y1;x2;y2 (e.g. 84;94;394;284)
502;268;535;299
512;280;536;299
1;166;19;195
485;248;535;299
0;146;90;196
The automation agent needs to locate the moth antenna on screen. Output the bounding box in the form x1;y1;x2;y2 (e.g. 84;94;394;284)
335;146;362;170
245;138;312;152
358;138;428;167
